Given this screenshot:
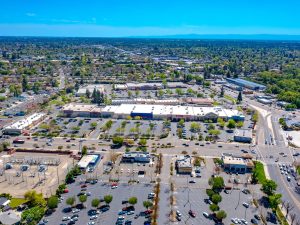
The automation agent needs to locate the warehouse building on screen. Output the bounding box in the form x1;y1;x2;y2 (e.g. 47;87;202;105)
3;113;46;135
222;154;254;174
234;129;253;143
121;152;151;163
76;85;105;97
226;78;266;91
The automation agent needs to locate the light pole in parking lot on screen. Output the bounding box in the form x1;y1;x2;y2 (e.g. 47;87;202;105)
235;190;242;210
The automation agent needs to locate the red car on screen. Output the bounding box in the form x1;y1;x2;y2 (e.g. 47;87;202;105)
63;189;69;193
145;210;153;215
81;184;87;188
189;210;196;218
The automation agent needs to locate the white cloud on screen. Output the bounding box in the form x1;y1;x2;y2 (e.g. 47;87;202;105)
26;13;36;17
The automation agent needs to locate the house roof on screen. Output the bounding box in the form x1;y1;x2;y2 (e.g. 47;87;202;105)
0;211;21;225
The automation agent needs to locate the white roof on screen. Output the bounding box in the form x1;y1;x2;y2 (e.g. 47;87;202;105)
78;155;98;169
4;113;45;131
77;85;105;94
101;104;243;119
63;104;102;113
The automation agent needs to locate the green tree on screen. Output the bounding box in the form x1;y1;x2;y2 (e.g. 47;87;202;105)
227;119;236;129
112;136;124;146
237;91;243;103
24;190;46;207
206;189;215;198
236;121;244;128
262;180;277;195
86;89;91;98
209;203;219;212
22;74;29;92
47;196;59;209
208;129;221;137
0;142;10;152
175;88;183;96
90;122;97;129
211;194;222;204
220;86;224;97
104;195;113;205
143;200;153;209
217;118;225;128
81;146;88;155
209;177;225;191
21;206;45;225
190;122;201;132
138;138;147;146
178;119;185;127
32;82;41;94
158;89;164;97
128;197;138;206
269;193;282;210
91;198;100;208
66;197;76;207
78;194;87;205
128;91;132;97
135;90;140;97
216;210;227;220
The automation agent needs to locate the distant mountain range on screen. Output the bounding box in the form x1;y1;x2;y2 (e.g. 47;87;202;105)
128;34;300;41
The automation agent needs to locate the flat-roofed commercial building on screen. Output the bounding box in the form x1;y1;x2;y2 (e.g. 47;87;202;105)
234;129;253;143
100;104;244;121
222;155;254;174
127;83;163;90
61;103;245;121
112;98;180;105
78;154;100;170
76;85;105;97
257;98;273;105
166;82;187;89
226;78;266;91
175;155;193;174
62;104;102;117
3;113;46;135
183;98;214;106
121;152;151;163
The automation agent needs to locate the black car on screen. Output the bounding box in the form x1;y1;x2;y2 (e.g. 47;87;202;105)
251;218;258;224
122;200;129;204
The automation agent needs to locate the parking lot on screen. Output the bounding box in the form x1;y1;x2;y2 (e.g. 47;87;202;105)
44;179;154;225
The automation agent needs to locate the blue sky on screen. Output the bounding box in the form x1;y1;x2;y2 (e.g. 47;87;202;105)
0;0;300;37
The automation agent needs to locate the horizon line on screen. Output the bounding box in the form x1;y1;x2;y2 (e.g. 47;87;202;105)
1;33;300;41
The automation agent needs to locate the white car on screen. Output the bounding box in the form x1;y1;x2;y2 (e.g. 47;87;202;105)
241;219;248;224
87;222;95;225
203;212;209;218
62;216;71;221
176;210;182;217
72;209;80;213
231;218;239;224
242;202;249;208
90;215;98;220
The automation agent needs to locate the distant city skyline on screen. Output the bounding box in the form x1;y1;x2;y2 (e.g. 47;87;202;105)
1;0;300;38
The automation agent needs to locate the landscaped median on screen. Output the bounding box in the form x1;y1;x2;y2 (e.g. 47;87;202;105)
252;161;289;225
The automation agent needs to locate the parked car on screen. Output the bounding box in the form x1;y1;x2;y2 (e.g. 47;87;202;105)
188;210;196;217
